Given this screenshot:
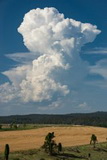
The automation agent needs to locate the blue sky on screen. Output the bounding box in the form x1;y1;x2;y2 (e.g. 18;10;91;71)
0;0;107;115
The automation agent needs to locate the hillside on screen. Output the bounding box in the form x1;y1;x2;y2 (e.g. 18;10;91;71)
0;111;107;127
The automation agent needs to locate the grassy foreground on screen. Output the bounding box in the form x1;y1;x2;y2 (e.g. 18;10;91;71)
0;142;107;160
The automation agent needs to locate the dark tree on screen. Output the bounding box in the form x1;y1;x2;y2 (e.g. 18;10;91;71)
4;144;10;160
43;132;57;155
13;124;18;129
58;143;62;153
0;124;2;129
90;134;97;148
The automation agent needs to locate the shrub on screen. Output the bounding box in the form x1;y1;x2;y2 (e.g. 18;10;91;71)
58;143;62;153
0;124;2;129
90;134;98;148
42;132;57;155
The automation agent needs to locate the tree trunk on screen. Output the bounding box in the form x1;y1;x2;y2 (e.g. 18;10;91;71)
5;155;9;160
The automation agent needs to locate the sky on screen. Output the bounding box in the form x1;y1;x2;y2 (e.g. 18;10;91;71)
0;0;107;116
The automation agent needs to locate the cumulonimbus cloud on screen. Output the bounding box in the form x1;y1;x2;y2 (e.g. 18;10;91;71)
0;7;101;103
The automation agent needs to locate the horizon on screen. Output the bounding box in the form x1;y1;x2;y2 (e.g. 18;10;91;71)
0;111;106;117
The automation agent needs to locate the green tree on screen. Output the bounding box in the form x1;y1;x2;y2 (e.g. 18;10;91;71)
90;134;98;148
23;123;27;128
43;132;56;155
9;123;13;129
13;124;18;129
0;124;2;129
4;144;10;160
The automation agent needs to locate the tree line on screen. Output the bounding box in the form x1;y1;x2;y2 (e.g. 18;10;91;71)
0;112;107;127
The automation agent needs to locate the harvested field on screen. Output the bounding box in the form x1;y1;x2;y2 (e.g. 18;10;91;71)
0;126;107;153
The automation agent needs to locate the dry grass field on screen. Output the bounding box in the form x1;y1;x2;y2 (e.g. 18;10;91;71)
0;126;107;153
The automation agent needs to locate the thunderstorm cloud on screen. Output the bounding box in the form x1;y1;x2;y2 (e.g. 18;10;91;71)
0;7;101;104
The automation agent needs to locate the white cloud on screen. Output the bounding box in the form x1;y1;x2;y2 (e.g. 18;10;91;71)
90;59;107;79
0;7;100;105
38;98;62;111
6;52;37;63
83;47;107;54
78;102;90;110
0;83;18;103
88;59;107;89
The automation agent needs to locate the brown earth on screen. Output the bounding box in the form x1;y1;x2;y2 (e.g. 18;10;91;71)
0;126;107;153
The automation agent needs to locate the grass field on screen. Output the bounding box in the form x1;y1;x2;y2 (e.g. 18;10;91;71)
0;142;107;160
0;126;107;153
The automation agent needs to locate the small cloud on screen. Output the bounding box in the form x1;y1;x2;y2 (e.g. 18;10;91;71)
78;102;89;108
90;59;107;80
6;52;38;64
83;47;107;54
38;98;62;111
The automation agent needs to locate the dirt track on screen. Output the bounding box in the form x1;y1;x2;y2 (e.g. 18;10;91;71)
0;126;107;152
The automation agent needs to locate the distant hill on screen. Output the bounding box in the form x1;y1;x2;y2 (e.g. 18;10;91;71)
0;111;107;127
